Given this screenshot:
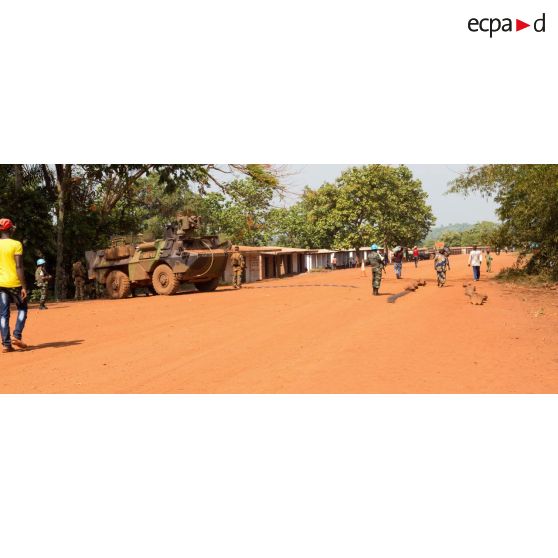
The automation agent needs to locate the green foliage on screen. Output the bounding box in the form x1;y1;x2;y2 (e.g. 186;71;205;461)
423;223;473;246
266;202;316;247
449;165;558;278
137;176;276;246
496;260;556;286
0;166;56;286
460;221;499;246
434;221;500;247
0;164;280;297
270;165;435;251
215;178;276;245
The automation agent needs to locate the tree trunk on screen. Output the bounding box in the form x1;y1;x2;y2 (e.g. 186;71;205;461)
384;238;389;263
41;164;55;198
14;165;23;189
54;165;70;301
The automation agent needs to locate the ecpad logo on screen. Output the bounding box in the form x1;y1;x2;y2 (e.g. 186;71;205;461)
468;13;546;37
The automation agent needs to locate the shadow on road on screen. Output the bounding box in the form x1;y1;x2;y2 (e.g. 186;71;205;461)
29;305;71;311
26;340;84;351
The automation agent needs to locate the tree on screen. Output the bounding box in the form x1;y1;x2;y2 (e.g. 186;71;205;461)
0;166;56;287
460;221;499;246
136;175;277;245
438;230;463;247
0;163;282;299
271;165;435;257
52;164;280;297
448;165;558;278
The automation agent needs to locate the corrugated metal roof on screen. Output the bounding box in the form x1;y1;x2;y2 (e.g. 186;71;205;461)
237;246;309;254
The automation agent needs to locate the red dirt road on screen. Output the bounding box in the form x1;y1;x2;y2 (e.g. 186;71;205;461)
1;253;557;393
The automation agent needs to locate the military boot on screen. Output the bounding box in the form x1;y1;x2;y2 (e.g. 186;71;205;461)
373;287;379;296
39;302;47;310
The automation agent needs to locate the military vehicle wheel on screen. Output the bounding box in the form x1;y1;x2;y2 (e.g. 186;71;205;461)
152;264;180;295
105;270;131;299
194;277;220;292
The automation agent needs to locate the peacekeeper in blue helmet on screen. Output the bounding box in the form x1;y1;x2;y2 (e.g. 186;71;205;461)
35;258;52;310
367;244;385;296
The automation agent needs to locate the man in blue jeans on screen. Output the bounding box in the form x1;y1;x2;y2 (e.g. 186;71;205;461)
468;245;483;282
0;218;29;353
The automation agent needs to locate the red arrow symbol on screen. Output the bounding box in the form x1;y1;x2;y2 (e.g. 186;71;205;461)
516;19;530;31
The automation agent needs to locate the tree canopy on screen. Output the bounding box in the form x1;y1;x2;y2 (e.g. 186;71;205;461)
448;164;558;278
0;164;282;298
435;221;500;247
269;165;435;252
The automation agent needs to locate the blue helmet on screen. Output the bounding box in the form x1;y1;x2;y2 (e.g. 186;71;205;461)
370;244;379;251
37;258;46;266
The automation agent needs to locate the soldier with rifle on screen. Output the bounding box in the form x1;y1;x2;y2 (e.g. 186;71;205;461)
367;244;385;296
35;258;52;310
72;260;87;301
230;246;245;289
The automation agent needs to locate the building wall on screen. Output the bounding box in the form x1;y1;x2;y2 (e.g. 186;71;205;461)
223;253;261;284
246;254;260;282
223;251;307;284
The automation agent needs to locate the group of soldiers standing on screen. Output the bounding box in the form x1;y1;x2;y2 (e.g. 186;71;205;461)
34;259;88;309
34;245;246;306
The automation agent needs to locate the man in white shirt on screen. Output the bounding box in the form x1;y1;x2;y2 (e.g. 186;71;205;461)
468;245;483;281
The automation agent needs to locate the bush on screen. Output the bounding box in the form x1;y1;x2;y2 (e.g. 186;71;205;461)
496;262;556;286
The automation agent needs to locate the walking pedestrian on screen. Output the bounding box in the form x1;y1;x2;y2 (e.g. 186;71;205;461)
35;258;52;310
392;246;404;279
0;218;28;352
230;245;245;289
331;256;337;270
434;249;448;287
486;249;493;273
368;244;385;296
72;261;87;300
412;246;419;268
442;246;451;271
468;245;483;281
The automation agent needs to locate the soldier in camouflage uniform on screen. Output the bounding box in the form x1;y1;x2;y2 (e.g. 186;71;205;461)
72;261;86;301
367;244;385;296
230;246;245;289
35;258;52;310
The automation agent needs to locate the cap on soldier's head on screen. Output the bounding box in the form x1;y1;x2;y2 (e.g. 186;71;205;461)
37;258;46;265
234;245;239;250
370;244;379;251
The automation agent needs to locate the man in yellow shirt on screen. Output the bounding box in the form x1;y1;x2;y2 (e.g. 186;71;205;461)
0;218;28;352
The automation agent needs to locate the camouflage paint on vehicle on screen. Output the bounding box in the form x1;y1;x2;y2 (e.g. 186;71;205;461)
85;215;230;298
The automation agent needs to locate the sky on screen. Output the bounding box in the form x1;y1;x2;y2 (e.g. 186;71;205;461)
281;164;498;227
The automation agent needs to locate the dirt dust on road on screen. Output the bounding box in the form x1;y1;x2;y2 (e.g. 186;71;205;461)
1;253;557;393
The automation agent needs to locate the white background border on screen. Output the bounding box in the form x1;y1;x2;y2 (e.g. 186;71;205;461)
0;1;556;162
1;1;556;557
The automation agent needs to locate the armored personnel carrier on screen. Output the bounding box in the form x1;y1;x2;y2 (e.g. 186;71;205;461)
85;215;230;299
